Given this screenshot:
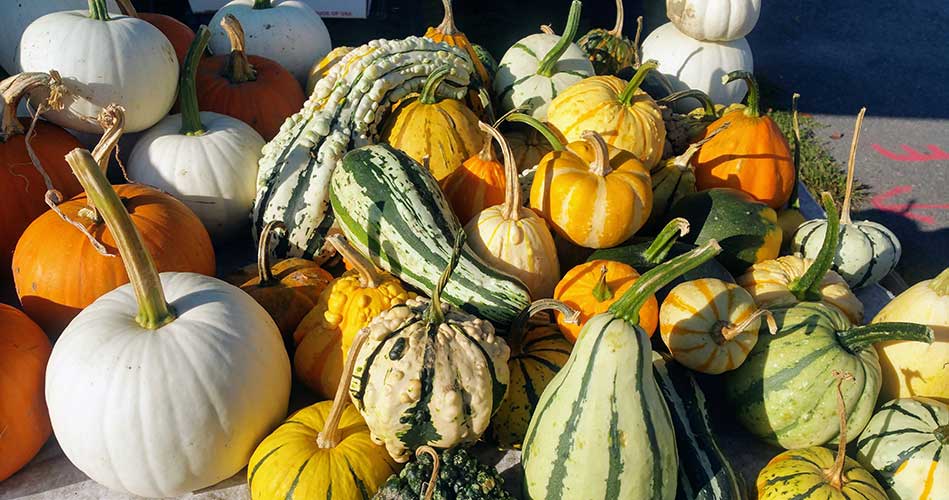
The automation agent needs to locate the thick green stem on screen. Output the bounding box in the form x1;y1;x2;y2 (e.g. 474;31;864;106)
65;148;176;329
88;0;111;20
479;122;521;220
179;26;210;136
837;322;934;354
507;113;565;151
221;15;257;83
427;230;466;324
659;89;717;118
787;93;801;209
609;240;722;325
256;221;283;286
618;60;658;105
537;0;582;77
841;108;866;225
722;71;760;118
788;192;839;301
642;218;689;264
509;299;579;348
591;265;614;302
929;268;949;295
253;0;272;9
419;66;452;105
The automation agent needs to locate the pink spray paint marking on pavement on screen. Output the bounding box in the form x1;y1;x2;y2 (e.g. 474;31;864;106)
871;186;949;225
871;144;949;162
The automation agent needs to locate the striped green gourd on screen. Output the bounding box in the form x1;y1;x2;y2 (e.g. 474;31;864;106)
856;397;948;499
330;143;531;326
576;0;639;75
522;240;724;500
723;302;934;449
252;37;474;258
653;354;745;500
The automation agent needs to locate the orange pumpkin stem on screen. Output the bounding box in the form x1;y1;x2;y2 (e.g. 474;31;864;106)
930;267;949;296
114;0;139;17
510;299;579;348
256;221;285;286
722;71;760;118
840;108;866;225
825;370;855;490
327;234;383;288
590;265;616;302
582;130;613;177
609;0;625;37
435;0;459;35
316;327;369;448
417;446;441;500
718;308;775;343
476;128;499;163
479;122;521;220
80;104;127;222
618;60;658;106
221;15;257;83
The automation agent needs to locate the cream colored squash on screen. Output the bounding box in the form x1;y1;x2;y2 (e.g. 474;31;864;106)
666;0;761;42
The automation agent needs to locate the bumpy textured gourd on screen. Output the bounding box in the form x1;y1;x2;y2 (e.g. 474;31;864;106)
522;240;723;500
373;446;514;499
577;0;641;75
253;37;474;258
305;46;353;94
658;89;721;156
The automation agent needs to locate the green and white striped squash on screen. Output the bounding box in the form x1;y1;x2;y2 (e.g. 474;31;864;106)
493;0;594;119
252;36;474;259
723;302;934;449
653;353;745;500
330;144;531;326
522;241;725;500
856;397;948;500
349;236;510;463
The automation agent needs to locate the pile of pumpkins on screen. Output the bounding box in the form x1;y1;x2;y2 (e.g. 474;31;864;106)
0;0;946;499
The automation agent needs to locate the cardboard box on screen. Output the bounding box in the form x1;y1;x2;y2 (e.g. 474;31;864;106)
188;0;372;18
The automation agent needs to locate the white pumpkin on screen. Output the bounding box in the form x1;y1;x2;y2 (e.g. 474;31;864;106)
128;28;264;239
641;22;752;109
47;148;291;498
17;0;177;133
666;0;761;42
493;0;594;119
0;0;120;73
209;0;332;85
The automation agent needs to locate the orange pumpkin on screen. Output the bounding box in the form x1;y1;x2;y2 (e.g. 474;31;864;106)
553;259;658;342
439;127;506;225
116;0;194;65
0;303;52;482
692;71;794;209
424;0;491;114
196;15;305;140
1;72;83;277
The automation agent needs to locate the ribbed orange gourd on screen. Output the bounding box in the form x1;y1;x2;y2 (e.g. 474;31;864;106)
530;129;653;248
546;61;666;169
440;126;506;225
553;259;658;342
196;15;305;140
424;0;491;89
692;71;795;209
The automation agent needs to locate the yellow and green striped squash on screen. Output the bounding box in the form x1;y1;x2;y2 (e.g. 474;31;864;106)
757;446;886;500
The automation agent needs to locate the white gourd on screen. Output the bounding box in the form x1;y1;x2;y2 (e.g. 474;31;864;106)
666;0;761;42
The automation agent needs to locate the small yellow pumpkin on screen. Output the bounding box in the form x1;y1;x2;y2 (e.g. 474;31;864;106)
530;129;652;248
660;278;775;374
546;61;666;169
465;122;559;298
293;235;415;399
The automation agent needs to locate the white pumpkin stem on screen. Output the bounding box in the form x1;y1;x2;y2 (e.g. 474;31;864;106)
825;370;855;490
65;148;177;329
435;0;459;35
669;122;730;172
114;0;139;17
537;0;582;77
221;15;258;83
179;26;210;136
609;0;625;37
417;446;441;500
317;327;369;449
539;24;556;35
256;221;285;285
479;122;521;220
88;0;111;21
0;72;59;141
930;267;949;296
327;234;384;288
719;309;775;343
840;108;866;225
582;130;613;177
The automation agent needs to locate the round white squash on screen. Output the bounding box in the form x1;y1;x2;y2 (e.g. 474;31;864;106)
641;22;752;108
209;0;332;85
17;2;178;133
666;0;761;41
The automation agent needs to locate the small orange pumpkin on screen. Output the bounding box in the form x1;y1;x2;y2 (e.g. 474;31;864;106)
439;125;506;225
424;0;491;114
553;259;658;342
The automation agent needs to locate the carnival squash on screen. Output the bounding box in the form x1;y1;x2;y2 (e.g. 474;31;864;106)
666;0;761;42
440;125;506;225
577;0;640;75
305;46;352;95
115;0;194;65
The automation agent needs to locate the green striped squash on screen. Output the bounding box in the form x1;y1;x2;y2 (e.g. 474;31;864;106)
522;241;725;500
723;302;934;449
653;354;745;500
856;397;948;499
329;144;531;326
792;218;902;290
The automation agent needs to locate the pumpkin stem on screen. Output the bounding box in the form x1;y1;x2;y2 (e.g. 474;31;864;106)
670;122;729;172
114;0;138;17
825;370;855;490
253;0;272;9
929;267;949;296
221;15;257;83
609;240;722;326
419;66;453;105
837;322;933;354
787;93;802;210
935;425;949;445
788;192;840;301
537;0;582;77
506;113;565;151
582;130;613;177
256;221;284;286
80;104;127;222
540;24;556;35
179;26;210;136
65;148;177;329
632;16;643;67
435;0;459;35
317;327;369;448
0;72;59;141
509;299;579;348
416;446;441;500
718;309;775;343
428;229;466;324
658;89;717;119
327;234;384;288
609;0;624;36
642;218;690;264
722;71;760;118
591;265;615;302
618;60;658;106
88;0;111;21
479;122;521;220
840;108;866;225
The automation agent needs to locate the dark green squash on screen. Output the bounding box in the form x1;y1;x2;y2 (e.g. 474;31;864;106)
373;446;514;500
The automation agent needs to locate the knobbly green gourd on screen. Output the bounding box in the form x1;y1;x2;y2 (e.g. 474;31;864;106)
373;446;514;500
577;0;641;75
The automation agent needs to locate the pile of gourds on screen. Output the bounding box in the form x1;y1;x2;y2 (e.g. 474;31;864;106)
0;1;946;500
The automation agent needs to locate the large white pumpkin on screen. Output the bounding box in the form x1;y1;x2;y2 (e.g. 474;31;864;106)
17;1;178;133
641;22;752;108
209;0;332;85
666;0;761;41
